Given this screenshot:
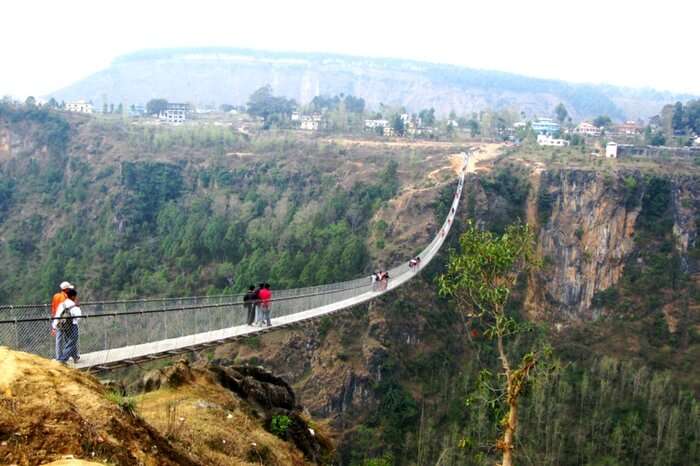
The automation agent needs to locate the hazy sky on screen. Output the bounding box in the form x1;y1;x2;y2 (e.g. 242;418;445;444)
2;0;697;98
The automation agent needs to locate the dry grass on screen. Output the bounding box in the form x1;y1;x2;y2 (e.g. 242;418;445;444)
0;347;198;466
136;372;311;466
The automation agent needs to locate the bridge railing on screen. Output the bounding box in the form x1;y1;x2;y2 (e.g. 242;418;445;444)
0;153;467;365
0;280;374;361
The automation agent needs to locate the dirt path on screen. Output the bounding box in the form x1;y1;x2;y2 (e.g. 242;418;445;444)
467;143;503;174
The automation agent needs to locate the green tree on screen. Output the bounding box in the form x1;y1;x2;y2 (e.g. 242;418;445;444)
554;103;568;124
418;108;436;126
247;85;296;126
671;101;685;132
344;95;366;113
391;114;405;136
465;119;480;137
646;129;666;146
438;222;542;466
593;115;613;129
24;96;36;107
146;98;169;115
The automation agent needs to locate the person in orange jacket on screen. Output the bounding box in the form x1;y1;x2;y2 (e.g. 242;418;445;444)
51;281;73;357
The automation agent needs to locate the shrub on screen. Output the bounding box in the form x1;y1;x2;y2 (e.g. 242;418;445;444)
106;391;137;414
318;316;333;341
270;414;293;438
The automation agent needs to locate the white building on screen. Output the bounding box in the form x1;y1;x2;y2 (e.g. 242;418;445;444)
159;103;189;123
537;134;569;147
575;122;602;136
365;119;389;129
65;100;93;114
532;117;561;134
605;142;618;158
300;115;320;131
291;111;300;121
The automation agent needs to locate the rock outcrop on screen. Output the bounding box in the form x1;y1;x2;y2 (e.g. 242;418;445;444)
135;359;333;465
527;170;642;317
524;170;700;318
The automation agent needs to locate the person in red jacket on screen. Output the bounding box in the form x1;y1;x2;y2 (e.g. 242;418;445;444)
258;283;272;327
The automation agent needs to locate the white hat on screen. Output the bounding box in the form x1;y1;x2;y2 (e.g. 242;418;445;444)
59;281;73;290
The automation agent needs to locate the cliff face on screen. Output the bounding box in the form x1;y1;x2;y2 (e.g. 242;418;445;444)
671;176;700;268
525;169;700;318
528;170;641;317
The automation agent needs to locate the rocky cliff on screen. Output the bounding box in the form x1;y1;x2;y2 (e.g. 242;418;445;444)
523;169;700;318
527;169;642;318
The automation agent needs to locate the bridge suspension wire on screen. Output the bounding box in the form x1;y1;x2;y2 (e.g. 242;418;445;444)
0;152;468;371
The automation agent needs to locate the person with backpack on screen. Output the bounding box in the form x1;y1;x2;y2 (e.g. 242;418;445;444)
51;281;73;358
259;283;272;327
53;288;82;363
243;285;257;326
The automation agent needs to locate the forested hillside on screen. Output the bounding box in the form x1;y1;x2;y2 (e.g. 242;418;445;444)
49;47;695;120
0;102;453;304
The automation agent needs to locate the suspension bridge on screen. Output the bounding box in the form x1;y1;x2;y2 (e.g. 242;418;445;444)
0;152;469;372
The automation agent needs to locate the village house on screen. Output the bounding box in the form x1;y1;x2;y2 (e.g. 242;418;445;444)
365;119;389;131
159;103;190;124
300;114;321;131
532;118;561;134
537;134;569;147
291;111;300;121
605;141;618;158
614;121;642;135
298;113;323;130
574;122;602;136
65;100;93;114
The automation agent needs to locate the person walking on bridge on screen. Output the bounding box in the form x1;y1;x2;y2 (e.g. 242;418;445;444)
253;283;264;326
244;285;257;326
51;281;73;358
53;288;82;363
259;283;272;327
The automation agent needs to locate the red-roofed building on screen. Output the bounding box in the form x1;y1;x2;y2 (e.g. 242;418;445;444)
614;121;642;135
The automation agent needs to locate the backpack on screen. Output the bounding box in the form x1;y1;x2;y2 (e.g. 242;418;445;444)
57;304;75;332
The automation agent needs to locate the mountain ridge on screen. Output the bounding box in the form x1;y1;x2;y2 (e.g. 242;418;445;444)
48;47;695;120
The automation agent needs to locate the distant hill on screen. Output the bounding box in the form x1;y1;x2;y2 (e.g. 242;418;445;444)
48;47;694;120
